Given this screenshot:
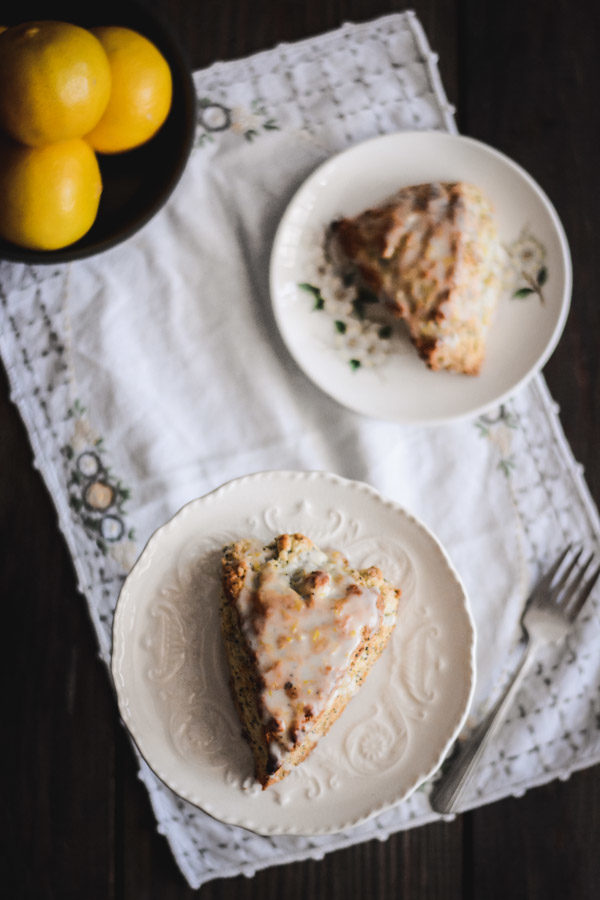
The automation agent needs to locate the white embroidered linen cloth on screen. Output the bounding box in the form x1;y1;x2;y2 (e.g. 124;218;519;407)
1;11;599;890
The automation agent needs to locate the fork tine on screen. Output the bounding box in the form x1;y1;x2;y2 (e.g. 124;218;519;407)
556;551;592;609
550;546;584;601
529;545;573;606
566;562;600;622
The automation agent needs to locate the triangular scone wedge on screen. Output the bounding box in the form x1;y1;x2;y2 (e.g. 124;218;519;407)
221;533;401;788
331;181;504;375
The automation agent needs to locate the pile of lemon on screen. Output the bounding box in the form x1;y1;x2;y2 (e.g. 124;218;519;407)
0;21;173;251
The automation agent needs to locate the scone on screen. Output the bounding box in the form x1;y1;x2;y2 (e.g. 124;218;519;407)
330;181;504;374
221;533;401;788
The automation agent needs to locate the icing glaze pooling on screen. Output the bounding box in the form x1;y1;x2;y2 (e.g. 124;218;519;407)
236;537;382;757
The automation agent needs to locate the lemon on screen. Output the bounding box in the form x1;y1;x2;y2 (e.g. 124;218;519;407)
86;26;172;154
0;21;111;147
0;136;102;250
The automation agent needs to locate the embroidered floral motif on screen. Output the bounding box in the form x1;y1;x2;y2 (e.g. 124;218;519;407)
297;271;402;372
475;405;520;477
506;227;548;304
61;400;137;569
196;97;279;147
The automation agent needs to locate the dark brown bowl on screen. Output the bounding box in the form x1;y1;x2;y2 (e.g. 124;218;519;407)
0;1;197;264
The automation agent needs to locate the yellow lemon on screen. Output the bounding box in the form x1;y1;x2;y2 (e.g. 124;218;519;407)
86;26;172;154
0;21;111;147
0;136;102;250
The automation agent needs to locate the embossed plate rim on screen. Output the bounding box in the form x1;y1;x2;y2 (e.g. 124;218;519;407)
111;469;476;835
270;130;572;424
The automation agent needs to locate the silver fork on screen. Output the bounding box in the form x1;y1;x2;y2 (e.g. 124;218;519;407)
429;544;600;815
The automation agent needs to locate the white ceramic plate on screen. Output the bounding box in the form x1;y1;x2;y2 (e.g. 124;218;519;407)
270;131;572;424
112;470;475;835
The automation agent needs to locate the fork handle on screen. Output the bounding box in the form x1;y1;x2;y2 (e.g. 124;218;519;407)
429;637;539;814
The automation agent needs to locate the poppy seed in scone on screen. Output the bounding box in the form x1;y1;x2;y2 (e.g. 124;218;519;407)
220;533;401;788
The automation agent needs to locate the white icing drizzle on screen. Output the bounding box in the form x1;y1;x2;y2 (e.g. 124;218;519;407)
235;540;382;757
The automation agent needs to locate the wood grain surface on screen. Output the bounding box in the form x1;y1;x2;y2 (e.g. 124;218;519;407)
2;1;599;897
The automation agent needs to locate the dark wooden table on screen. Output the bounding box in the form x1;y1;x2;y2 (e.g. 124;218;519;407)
3;1;599;897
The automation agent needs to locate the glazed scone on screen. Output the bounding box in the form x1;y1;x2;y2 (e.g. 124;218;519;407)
330;181;504;374
221;533;401;788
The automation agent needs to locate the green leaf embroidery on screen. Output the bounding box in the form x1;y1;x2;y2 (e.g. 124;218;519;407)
84;515;102;532
298;282;319;294
513;287;535;298
335;320;347;334
499;456;516;477
537;266;548;286
298;282;325;310
349;359;361;370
